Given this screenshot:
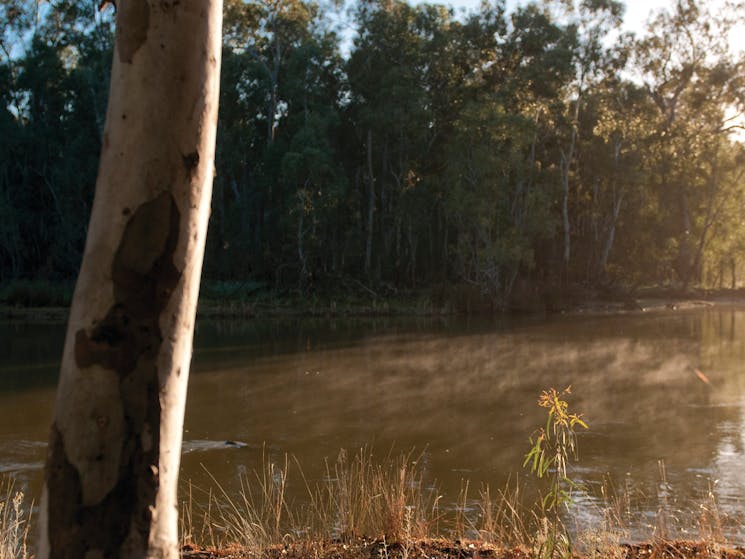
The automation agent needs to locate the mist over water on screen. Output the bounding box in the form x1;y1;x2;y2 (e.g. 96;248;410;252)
2;309;745;541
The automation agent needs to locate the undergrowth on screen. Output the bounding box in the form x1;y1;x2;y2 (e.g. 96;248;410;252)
0;280;73;307
180;449;445;553
0;478;31;559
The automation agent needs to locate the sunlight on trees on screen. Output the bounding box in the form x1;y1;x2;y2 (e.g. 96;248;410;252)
1;0;744;307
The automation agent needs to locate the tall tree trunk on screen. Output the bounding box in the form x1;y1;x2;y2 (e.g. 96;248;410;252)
731;257;737;289
39;1;222;557
297;187;308;284
365;129;375;279
560;151;571;268
560;97;580;273
677;190;694;289
598;192;623;277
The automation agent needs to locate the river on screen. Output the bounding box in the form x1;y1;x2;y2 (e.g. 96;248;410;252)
2;308;744;542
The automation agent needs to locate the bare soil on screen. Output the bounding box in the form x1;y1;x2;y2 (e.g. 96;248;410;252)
181;538;745;559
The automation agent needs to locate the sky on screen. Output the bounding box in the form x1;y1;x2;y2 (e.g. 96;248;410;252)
436;0;744;138
504;0;674;33
407;0;745;53
408;0;673;30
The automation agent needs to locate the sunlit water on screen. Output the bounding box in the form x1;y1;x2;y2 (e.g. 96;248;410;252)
2;308;745;542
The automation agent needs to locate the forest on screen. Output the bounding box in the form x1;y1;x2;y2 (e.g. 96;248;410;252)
1;0;744;309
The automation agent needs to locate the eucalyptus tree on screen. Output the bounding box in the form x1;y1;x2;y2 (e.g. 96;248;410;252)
0;0;29;279
634;0;745;287
442;2;576;301
694;142;745;286
577;80;653;283
533;0;626;276
39;1;222;557
0;0;113;281
213;0;345;285
216;0;316;279
278;34;348;285
346;0;434;281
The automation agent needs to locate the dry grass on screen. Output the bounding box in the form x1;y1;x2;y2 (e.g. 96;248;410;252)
180;452;295;552
696;481;725;546
180;449;547;556
180;448;444;553
0;477;31;559
575;484;628;559
178;450;745;559
1;454;743;558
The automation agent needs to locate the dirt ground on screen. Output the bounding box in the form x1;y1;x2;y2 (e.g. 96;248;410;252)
181;538;745;559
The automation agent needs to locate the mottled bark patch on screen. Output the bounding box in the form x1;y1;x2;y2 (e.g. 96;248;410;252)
46;426;83;557
74;306;139;374
48;192;182;557
46;424;150;558
182;151;199;179
116;0;150;64
157;0;181;12
112;190;181;318
74;192;181;377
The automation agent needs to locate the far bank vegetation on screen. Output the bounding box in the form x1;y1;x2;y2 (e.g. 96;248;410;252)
2;0;745;310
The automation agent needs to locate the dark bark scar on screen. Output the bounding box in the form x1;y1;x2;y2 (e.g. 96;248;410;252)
183;151;199;179
116;0;150;64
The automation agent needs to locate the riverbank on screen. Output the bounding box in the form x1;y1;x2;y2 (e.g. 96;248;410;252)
170;442;745;559
0;288;745;322
181;539;745;558
193;283;745;319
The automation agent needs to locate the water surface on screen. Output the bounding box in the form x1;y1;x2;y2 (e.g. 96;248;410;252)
2;309;745;541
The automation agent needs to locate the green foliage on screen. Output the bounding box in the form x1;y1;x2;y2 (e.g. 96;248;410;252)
0;0;112;282
524;387;588;511
3;0;745;302
524;387;588;558
198;280;267;302
0;279;73;307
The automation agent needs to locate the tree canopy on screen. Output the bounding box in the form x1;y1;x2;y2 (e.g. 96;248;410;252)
2;0;745;307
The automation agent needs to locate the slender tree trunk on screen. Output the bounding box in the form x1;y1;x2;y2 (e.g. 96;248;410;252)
365;129;375;279
560;150;571;267
598;192;623;276
39;1;222;557
560;97;580;273
690;160;725;287
717;259;724;289
297;188;308;283
731;257;737;289
677;190;694;289
267;34;280;144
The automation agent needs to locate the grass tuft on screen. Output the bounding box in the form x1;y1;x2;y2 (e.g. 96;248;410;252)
180;448;444;553
0;477;31;559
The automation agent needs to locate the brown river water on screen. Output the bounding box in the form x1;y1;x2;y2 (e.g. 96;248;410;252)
1;308;745;542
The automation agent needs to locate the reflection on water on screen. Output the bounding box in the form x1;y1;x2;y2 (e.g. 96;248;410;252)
2;309;745;541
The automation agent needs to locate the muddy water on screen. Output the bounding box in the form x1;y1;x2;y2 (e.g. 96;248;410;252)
2;309;745;541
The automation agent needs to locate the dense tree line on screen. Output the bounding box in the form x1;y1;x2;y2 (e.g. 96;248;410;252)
2;0;745;306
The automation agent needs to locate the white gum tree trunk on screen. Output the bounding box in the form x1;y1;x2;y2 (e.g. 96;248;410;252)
38;1;222;557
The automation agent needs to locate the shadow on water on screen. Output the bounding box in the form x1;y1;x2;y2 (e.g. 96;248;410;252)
189;313;536;372
0;322;65;392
